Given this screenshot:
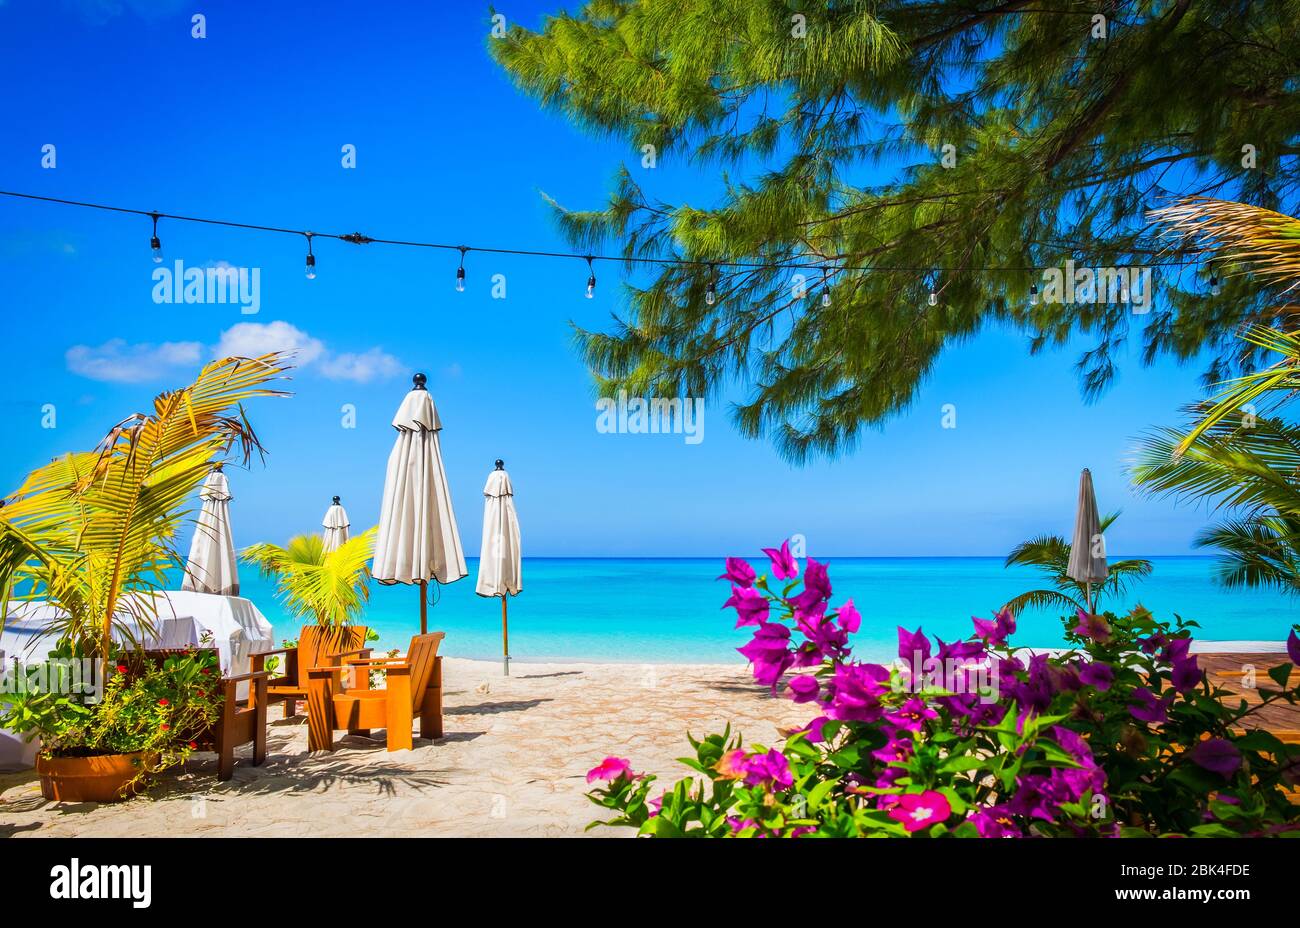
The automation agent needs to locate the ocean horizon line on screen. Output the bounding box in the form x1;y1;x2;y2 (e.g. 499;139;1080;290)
489;553;1219;561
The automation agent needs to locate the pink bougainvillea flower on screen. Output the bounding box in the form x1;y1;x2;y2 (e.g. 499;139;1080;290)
897;626;931;665
647;794;663;817
791;557;832;610
717;557;757;588
969;805;1022;838
1287;628;1300;666
723;584;770;628
1078;660;1114;691
884;697;938;733
787;674;821;703
1129;687;1170;724
1164;637;1192;664
714;749;748;780
586;756;634;784
743;749;794;791
828;662;891;722
1171;653;1201;693
738;622;794;688
1190;738;1242;778
761;540;799;580
972;609;1016;646
837;598;861;634
795;716;831;744
871;733;913;765
888;790;951;833
1072;610;1112;644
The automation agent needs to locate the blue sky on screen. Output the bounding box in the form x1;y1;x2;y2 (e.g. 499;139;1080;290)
0;0;1236;557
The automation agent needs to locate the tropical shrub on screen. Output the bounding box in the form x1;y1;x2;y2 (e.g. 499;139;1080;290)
242;528;378;628
587;543;1300;837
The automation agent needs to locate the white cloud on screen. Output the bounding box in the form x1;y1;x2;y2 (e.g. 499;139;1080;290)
318;348;404;383
214;322;401;383
66;339;204;384
68;323;402;385
215;321;325;365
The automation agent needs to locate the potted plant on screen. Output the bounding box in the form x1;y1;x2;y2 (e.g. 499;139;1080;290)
0;354;289;800
3;645;224;801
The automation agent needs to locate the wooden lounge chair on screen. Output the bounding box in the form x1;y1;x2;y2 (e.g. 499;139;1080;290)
306;632;445;753
251;625;371;719
134;649;269;782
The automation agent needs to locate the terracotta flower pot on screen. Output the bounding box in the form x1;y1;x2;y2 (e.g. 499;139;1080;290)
36;751;157;803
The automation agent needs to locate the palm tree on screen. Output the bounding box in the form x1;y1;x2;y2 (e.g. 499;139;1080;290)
242;527;378;628
0;355;290;660
1133;198;1300;594
1002;512;1153;617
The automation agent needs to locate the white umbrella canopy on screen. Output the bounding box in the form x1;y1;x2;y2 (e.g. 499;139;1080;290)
372;373;467;632
1066;467;1109;611
476;460;522;675
182;466;239;596
321;495;350;554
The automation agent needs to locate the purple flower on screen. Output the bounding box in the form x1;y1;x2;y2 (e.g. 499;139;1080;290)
717;557;756;588
969;805;1022;838
1170;654;1201;693
888;791;951;833
738;622;794;688
836;598;861;634
871;732;913;765
897;626;932;665
792;557;832;610
796;716;831;744
1129;687;1170;725
1287;628;1300;666
761;540;799;580
1164;637;1192;664
1190;738;1242;778
973;609;1016;646
884;697;938;733
794;603;849;664
1072;610;1112;644
827;662;891;722
723;585;769;628
1078;660;1114;691
787;674;821;703
743;749;794;790
586;756;634;784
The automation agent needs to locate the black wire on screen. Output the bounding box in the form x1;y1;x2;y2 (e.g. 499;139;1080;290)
0;188;1210;273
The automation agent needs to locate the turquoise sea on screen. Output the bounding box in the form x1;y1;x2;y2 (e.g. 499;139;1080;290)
238;557;1298;664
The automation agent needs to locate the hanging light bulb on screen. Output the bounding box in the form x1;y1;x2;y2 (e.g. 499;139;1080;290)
585;256;596;299
705;265;716;305
456;246;467;292
149;213;163;264
1210;274;1222;296
1030;283;1040;306
820;266;831;307
304;233;317;280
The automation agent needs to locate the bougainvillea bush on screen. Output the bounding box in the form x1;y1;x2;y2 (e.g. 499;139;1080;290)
587;542;1300;837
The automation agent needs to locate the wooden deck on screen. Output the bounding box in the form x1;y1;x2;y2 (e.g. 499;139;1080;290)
1200;652;1300;738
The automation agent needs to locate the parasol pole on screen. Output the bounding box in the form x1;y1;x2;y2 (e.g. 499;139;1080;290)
502;595;510;676
420;580;428;634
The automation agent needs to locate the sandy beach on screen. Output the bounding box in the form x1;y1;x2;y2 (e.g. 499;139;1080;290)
0;658;806;838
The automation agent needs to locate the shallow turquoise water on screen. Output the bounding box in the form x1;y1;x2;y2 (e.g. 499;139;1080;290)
237;557;1298;664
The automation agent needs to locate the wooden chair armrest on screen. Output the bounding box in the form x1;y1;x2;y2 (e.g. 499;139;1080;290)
329;647;373;660
339;657;408;667
223;670;271;684
252;647;295;660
